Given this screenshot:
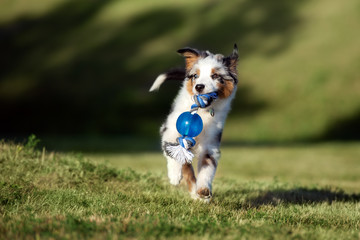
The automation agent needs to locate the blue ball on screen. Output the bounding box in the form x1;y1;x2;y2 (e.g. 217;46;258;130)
176;112;203;137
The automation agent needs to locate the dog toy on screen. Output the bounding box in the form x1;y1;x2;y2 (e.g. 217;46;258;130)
166;92;218;164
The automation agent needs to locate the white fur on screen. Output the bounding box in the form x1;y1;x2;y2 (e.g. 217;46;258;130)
165;155;183;185
149;74;167;92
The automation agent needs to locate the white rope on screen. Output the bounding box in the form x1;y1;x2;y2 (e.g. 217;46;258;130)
182;138;189;149
165;144;194;164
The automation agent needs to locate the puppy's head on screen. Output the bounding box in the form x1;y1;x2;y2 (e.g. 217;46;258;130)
178;45;238;99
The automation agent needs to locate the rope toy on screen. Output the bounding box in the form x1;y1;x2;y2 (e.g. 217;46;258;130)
165;92;218;165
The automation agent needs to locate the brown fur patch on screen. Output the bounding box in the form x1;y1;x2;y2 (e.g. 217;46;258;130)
211;68;221;79
196;69;200;77
177;48;201;72
181;52;200;71
201;153;217;168
217;80;235;99
186;69;199;95
186;79;194;95
182;163;196;192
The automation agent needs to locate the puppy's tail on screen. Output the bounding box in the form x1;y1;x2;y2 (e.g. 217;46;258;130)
149;68;186;92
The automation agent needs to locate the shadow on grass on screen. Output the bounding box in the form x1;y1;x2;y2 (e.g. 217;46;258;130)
246;188;360;208
215;186;360;210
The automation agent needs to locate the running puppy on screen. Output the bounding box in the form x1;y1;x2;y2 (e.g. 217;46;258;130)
149;45;239;202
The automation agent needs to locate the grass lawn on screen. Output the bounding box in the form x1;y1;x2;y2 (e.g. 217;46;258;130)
1;139;359;239
87;142;360;193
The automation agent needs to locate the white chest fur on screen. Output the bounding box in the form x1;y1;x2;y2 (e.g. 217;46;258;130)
163;82;236;153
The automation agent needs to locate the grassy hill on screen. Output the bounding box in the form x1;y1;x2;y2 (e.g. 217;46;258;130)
1;140;359;239
0;0;359;142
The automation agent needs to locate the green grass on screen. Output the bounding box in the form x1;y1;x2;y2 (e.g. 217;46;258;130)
87;142;360;192
1;139;359;239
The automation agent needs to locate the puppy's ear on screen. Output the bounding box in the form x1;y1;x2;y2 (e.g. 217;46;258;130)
177;47;200;71
228;44;239;74
223;44;239;81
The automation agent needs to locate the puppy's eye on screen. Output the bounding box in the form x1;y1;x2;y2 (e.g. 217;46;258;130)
211;74;219;79
189;74;198;81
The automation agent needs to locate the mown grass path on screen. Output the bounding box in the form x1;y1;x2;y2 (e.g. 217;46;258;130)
1;141;359;239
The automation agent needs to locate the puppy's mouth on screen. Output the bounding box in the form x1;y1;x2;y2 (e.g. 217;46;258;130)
194;90;218;96
192;91;218;108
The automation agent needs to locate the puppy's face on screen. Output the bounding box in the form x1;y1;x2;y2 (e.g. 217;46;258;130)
178;46;238;99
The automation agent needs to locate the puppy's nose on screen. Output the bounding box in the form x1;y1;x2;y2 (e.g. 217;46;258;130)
195;84;205;93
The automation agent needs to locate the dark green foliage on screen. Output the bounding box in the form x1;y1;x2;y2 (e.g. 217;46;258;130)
1;0;359;143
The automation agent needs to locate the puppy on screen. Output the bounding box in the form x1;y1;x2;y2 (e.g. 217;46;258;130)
149;45;238;202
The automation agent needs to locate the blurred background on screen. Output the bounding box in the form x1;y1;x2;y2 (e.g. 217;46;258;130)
0;0;359;152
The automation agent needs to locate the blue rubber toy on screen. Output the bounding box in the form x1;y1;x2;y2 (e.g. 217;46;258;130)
165;92;218;164
176;112;203;137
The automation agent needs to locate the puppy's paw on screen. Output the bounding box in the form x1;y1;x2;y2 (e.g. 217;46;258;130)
196;187;212;203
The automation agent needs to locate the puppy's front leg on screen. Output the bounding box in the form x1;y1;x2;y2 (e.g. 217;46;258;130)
182;163;197;198
164;149;197;197
196;147;220;202
161;120;184;186
165;155;183;185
